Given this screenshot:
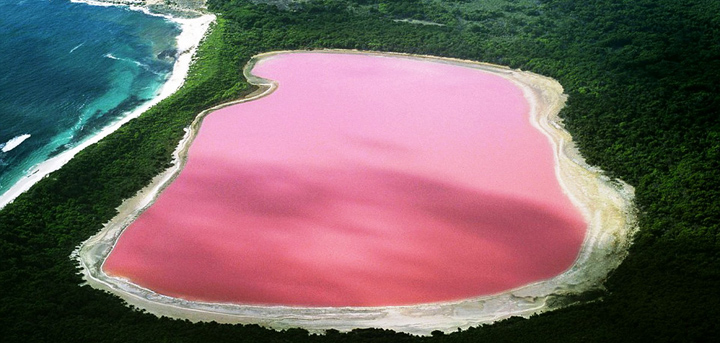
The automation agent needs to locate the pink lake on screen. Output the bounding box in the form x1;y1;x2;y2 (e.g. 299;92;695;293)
104;53;586;307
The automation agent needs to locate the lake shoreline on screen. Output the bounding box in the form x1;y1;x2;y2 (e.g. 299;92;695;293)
75;50;637;336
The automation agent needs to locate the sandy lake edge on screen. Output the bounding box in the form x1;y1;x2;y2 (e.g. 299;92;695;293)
74;50;638;336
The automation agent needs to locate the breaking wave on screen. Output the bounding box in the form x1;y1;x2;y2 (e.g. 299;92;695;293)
1;134;31;153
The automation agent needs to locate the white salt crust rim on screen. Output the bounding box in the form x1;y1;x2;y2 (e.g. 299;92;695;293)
74;50;638;336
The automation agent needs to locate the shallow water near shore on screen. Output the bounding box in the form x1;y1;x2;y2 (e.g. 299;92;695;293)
0;0;179;197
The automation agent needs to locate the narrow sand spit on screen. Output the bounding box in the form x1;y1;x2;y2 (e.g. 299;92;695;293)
0;3;214;209
74;50;637;335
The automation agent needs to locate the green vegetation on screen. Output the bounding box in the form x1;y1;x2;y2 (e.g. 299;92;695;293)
1;0;718;341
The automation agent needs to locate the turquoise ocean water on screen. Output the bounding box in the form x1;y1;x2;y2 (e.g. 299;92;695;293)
0;0;179;198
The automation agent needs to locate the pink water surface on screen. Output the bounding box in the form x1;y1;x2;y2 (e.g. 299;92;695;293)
104;53;586;307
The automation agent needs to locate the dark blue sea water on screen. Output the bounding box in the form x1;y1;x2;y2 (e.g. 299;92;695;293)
0;0;179;198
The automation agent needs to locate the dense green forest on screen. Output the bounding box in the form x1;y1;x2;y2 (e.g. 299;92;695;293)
1;0;718;341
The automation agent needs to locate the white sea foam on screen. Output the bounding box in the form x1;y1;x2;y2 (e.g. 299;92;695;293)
1;134;31;153
133;60;163;76
70;42;85;53
105;52;163;75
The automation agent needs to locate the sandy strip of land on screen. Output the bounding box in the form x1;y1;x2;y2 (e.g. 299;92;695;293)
0;3;214;210
74;50;637;336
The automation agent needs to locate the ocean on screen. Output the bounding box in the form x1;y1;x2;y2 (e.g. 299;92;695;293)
0;0;180;200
